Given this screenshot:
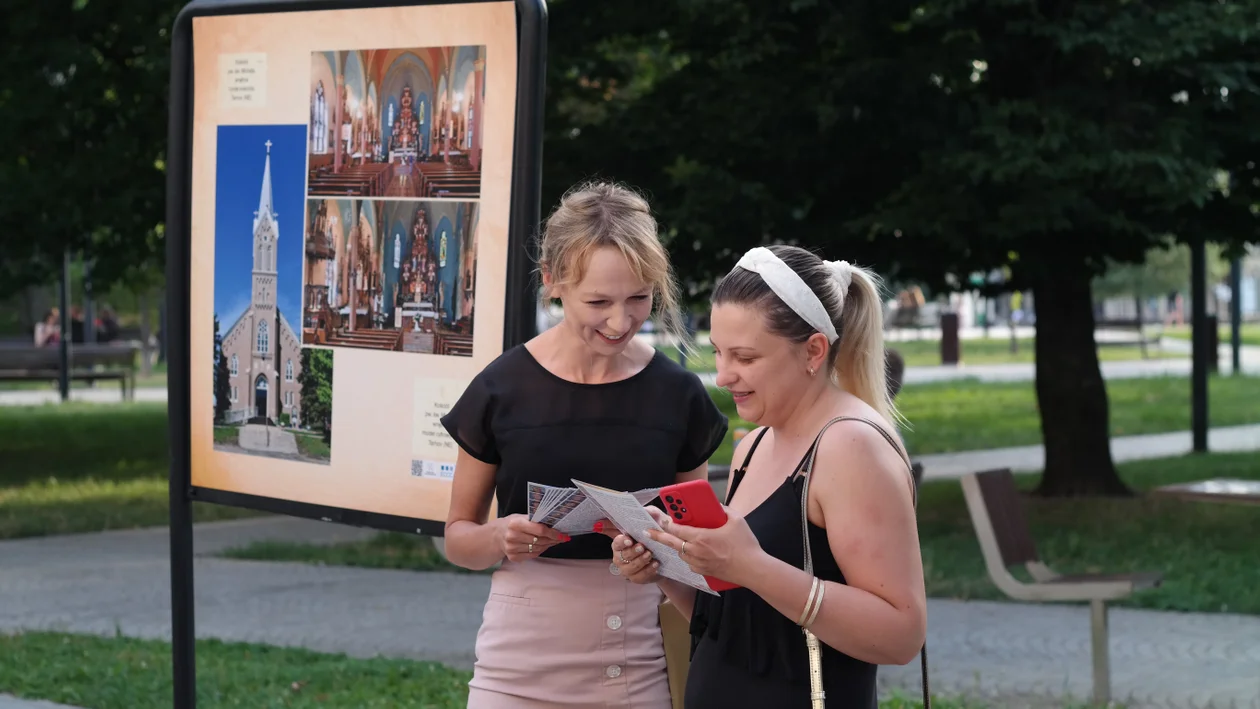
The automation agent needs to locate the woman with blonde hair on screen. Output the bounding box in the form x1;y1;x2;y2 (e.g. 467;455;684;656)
612;244;927;708
440;181;729;708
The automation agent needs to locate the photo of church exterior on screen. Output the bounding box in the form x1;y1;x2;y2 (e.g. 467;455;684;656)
307;46;485;199
301;198;478;356
213;125;334;465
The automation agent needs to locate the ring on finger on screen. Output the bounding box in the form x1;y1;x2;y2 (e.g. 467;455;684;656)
618;551;627;564
681;541;687;556
528;543;534;553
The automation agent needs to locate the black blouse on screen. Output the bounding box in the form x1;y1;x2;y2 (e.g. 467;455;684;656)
440;344;729;559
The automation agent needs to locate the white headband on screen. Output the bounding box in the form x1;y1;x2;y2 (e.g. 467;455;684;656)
734;247;853;343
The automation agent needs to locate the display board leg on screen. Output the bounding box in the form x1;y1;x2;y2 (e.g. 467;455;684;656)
170;468;197;708
167;8;196;704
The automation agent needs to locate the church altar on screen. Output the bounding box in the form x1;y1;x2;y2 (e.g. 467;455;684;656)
388;85;424;164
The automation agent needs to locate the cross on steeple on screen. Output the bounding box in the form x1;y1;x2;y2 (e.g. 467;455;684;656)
265;139;272;153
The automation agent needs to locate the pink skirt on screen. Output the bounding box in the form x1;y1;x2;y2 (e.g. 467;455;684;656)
466;557;673;709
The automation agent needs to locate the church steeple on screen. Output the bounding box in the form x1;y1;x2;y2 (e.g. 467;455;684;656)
252;139;279;310
257;139;275;221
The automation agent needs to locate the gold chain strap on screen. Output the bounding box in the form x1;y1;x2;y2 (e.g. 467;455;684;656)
796;416;930;709
798;421;829;709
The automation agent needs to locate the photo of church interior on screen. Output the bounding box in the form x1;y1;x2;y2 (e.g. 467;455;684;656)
302;198;478;357
307;46;486;199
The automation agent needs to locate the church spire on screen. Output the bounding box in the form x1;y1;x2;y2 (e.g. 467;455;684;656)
257;139;275;219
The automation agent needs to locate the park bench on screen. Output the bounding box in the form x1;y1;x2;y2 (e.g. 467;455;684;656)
959;468;1163;706
885;303;927;339
0;344;140;401
1095;317;1163;358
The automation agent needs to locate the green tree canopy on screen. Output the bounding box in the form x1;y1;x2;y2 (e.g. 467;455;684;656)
542;0;1260;494
1;0;178;298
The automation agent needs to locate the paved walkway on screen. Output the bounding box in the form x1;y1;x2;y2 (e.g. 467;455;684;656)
0;697;81;709
2;518;1258;708
4;336;1258;408
0;387;166;406
916;422;1260;479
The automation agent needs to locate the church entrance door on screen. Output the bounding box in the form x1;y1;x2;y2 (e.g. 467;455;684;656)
254;375;269;419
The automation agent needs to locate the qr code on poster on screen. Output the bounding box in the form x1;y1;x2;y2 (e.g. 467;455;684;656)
411;460;455;480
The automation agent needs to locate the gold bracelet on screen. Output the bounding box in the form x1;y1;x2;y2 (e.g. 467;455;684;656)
797;577;820;626
803;578;826;628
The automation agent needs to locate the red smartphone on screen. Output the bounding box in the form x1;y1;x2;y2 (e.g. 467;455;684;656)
658;479;740;591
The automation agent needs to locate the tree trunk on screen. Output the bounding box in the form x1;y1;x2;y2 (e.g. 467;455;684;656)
1134;293;1148;360
139;291;153;376
1031;257;1133;497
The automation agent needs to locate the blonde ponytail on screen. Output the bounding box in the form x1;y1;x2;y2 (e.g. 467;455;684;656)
833;265;901;427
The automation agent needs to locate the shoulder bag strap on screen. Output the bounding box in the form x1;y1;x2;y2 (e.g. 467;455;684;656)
797;416;930;709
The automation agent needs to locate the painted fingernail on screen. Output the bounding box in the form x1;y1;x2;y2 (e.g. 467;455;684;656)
623;539;633;548
644;552;652;560
652;562;660;569
634;545;643;554
593;522;604;533
561;534;572;542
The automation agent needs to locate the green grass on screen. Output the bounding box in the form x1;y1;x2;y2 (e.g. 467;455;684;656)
222;532;477;573
1164;322;1260;346
0;403;260;539
219;450;1260;617
656;336;1183;373
0;632;472;709
6;374;1259;540
890;337;1182;367
895;373;1260;454
294;432;331;460
917;450;1260;615
705;373;1260;462
0;631;1102;709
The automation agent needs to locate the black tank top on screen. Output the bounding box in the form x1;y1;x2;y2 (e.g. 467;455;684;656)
684;419;912;709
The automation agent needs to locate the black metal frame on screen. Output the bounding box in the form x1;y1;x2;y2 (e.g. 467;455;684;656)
166;2;546;705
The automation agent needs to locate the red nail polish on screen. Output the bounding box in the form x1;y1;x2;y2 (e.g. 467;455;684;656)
562;534;572;542
593;522;604;533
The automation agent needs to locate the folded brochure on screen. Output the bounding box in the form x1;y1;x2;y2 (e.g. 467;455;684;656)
527;479;717;595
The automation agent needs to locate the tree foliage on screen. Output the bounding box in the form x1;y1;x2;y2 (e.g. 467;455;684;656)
1;0;180;298
298;348;333;444
1094;241;1231;302
542;0;1260;495
8;0;1260;496
213;314;230;424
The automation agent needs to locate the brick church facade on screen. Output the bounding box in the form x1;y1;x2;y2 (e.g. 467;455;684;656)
222;140;304;425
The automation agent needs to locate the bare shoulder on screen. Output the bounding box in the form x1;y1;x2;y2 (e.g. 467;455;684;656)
810;410;913;502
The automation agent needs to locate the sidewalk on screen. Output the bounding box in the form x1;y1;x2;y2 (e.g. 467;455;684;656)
917;422;1260;480
0;697;82;709
2;518;1258;708
3;336;1257;407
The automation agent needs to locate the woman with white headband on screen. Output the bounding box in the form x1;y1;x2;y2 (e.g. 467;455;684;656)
609;244;927;708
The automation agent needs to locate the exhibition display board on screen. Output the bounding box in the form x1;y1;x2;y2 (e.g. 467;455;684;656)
165;1;545;705
169;0;544;536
